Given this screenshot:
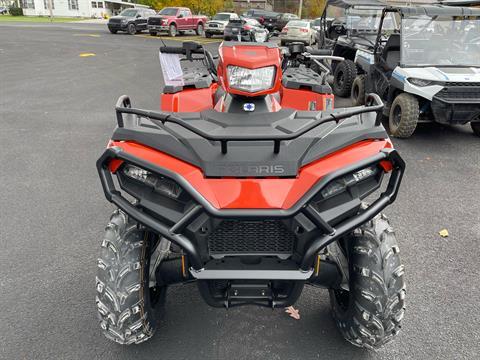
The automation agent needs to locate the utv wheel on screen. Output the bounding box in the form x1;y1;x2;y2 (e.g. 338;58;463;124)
333;59;357;97
330;214;406;350
109;29;117;34
351;75;366;106
196;23;204;36
127;23;136;35
168;24;177;37
149;31;157;36
96;210;164;345
389;93;419;138
471;122;480;137
205;32;212;38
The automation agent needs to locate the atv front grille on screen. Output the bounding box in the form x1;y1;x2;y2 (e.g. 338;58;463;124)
207;220;295;256
435;84;480;101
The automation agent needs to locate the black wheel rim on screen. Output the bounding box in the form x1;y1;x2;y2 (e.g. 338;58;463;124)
392;104;402;128
334;289;350;312
337;71;344;88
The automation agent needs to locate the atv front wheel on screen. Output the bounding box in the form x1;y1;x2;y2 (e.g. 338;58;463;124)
333;59;357;97
329;214;405;350
351;75;366;106
389;93;419;138
96;210;164;344
471;122;480;137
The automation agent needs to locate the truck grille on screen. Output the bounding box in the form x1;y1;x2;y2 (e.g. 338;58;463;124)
208;220;295;255
148;17;162;25
109;18;121;24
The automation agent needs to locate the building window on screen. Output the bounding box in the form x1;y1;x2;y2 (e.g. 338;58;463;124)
97;2;103;8
68;0;78;10
21;0;35;9
91;1;96;7
44;0;55;9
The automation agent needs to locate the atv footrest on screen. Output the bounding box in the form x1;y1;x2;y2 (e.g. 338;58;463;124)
190;257;313;280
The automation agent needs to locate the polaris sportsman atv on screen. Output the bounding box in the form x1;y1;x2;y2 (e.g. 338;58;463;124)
95;40;406;349
352;5;480;137
317;0;399;97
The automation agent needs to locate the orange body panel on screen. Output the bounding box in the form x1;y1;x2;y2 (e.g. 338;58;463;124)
280;86;335;111
160;84;218;112
109;140;390;210
217;43;283;97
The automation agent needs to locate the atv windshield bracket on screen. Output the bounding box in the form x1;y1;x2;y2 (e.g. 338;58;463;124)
114;94;384;155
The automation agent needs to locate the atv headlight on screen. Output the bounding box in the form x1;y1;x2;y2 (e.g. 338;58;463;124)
407;78;440;87
227;65;275;93
123;164;182;199
320;165;378;199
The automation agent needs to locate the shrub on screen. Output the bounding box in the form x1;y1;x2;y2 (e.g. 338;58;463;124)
9;6;24;16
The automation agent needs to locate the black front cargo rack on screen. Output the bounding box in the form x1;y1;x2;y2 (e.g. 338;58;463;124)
115;94;384;155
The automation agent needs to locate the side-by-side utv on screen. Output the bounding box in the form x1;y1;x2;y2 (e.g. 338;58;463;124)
352;5;480;137
95;41;406;349
317;0;399;96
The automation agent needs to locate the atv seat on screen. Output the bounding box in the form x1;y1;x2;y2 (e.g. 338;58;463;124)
381;34;400;72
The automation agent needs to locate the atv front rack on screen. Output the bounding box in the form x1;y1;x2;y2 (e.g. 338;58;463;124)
97;145;405;274
114;94;384;154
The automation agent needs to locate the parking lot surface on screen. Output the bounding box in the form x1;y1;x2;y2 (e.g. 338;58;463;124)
1;22;479;360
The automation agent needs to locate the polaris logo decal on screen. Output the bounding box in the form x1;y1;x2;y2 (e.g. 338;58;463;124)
213;164;287;175
243;103;255;112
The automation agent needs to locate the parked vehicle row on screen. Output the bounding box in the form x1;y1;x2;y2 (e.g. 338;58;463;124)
317;0;480;138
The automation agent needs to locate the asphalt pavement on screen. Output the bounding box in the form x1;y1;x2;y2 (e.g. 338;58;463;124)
1;22;479;360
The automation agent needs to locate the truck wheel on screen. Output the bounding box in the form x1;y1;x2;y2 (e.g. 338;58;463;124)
205;32;212;38
168;24;177;37
329;214;406;350
351;75;366;106
109;28;117;34
127;23;136;35
471;122;480;137
196;23;204;36
96;210;165;344
389;93;419;138
333;59;357;97
149;31;157;36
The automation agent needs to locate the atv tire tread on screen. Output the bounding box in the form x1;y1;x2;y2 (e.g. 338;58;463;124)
330;214;405;350
333;59;357;97
351;75;366;106
389;93;419;138
95;210;156;345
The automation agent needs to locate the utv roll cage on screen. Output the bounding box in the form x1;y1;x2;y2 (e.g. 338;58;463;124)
372;4;480;68
98;95;405;274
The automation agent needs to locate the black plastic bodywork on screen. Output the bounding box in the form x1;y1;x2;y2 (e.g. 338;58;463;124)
112;95;386;177
431;83;480;124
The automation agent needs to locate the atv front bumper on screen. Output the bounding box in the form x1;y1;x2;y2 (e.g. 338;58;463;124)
97;146;405;276
431;86;480;124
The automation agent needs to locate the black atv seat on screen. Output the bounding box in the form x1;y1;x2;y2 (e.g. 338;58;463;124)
381;34;400;71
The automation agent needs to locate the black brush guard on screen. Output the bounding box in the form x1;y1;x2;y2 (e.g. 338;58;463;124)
97;94;405;275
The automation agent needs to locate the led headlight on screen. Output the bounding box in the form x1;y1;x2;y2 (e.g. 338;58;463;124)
320;165;378;199
123;164;182;199
408;78;439;87
227;65;275;93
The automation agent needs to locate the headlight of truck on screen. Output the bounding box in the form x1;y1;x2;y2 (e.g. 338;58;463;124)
122;164;182;199
227;65;276;93
121;19;128;24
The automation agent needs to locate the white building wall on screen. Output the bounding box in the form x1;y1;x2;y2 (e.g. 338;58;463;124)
23;0;92;17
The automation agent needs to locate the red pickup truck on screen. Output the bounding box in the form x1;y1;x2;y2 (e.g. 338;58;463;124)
147;7;208;37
